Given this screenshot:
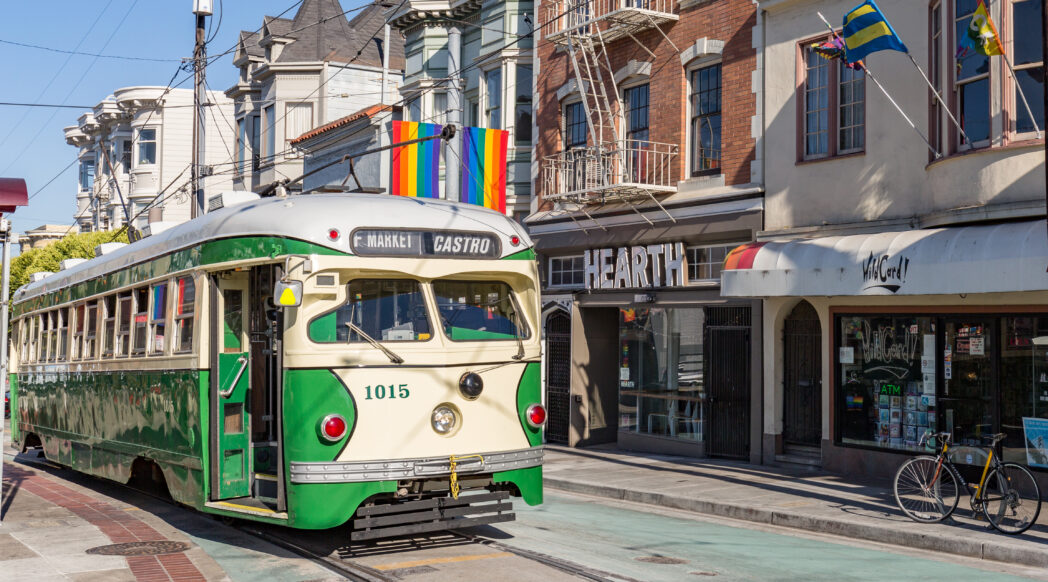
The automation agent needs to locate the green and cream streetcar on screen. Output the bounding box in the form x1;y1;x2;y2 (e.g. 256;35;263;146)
10;192;544;539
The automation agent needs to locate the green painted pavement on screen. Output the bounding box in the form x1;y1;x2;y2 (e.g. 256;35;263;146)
498;492;1037;581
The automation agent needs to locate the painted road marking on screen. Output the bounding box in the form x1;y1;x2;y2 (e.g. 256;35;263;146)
374;551;515;571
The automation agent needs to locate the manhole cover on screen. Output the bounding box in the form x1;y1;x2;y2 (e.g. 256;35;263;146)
86;541;191;556
635;556;689;565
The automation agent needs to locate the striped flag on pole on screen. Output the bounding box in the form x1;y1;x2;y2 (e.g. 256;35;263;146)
391;120;442;198
460;126;509;214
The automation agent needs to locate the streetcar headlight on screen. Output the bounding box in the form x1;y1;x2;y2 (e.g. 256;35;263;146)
459;372;484;400
431;404;459;435
526;404;546;428
318;414;347;442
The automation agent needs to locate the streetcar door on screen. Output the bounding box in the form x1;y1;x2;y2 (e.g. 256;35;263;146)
211;273;252;499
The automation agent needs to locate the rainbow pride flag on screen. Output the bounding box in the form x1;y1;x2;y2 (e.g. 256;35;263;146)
460;126;509;213
391;120;442;198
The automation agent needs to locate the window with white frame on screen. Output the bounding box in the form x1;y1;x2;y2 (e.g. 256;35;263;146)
801;38;866;159
137;128;157;165
237;118;246;176
549;255;585;287
1009;0;1044;136
79;159;95;191
564;101;587;149
407;97;421;123
515;64;532;144
486;68;502;129
954;0;991;146
251;114;261;171
690;63;721;176
285;102;313;143
120;140;132;172
263;105;275;160
431;92;448;125
686;244;737;282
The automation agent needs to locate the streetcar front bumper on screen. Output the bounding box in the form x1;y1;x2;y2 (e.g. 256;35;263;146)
288;446;543;484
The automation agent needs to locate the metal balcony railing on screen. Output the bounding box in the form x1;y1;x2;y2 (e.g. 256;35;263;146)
544;0;678;44
543;139;678;203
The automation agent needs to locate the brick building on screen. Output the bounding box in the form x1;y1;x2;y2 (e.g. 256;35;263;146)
529;0;765;461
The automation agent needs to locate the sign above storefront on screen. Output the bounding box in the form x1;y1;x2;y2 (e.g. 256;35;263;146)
721;220;1048;297
584;243;688;290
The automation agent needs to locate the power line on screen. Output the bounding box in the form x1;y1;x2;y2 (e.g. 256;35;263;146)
0;0;115;154
27;158;80;201
0;37;179;62
0;102;96;109
1;0;143;175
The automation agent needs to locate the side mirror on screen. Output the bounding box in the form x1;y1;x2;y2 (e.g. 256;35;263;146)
274;280;303;307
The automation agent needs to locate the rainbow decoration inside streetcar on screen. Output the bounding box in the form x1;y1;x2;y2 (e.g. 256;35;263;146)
390;120;443;198
461;126;509;213
8;192;542;540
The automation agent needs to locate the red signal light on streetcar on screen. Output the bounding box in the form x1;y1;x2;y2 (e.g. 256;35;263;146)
526;404;546;428
319;414;347;442
327;228;341;241
510;235;520;246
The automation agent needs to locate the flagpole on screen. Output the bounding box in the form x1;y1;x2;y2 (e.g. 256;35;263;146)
816;12;941;158
905;53;971;144
999;53;1042;138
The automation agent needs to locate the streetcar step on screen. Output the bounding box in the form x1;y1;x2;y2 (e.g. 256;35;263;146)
351;491;514;541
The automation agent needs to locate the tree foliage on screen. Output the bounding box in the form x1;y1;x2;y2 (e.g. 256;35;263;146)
10;230;129;299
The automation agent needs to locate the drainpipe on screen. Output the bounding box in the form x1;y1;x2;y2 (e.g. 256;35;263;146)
381;24;391;105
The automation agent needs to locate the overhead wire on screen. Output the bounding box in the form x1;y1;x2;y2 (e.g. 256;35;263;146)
0;37;178;62
1;0;143;175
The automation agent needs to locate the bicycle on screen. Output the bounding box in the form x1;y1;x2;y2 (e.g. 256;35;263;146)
893;431;1042;534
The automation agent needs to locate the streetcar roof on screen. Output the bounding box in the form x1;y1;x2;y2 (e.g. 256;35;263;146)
15;193;533;303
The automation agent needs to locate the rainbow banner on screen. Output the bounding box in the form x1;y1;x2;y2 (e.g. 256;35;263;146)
460;126;509;213
391;120;442;198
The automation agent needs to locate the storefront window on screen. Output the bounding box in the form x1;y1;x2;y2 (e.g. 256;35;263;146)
1000;316;1048;466
618;307;704;442
838;313;1048;471
837;316;936;451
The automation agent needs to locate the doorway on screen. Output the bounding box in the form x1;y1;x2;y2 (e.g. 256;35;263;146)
545;310;571;444
706;306;752;459
209;265;285;510
783;301;822;451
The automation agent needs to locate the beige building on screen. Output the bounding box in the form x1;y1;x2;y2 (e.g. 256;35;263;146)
19;224;75;253
722;0;1047;484
64;87;235;232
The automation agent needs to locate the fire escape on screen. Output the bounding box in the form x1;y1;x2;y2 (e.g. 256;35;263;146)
542;0;679;226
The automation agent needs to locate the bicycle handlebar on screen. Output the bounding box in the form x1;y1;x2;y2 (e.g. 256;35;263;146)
919;430;953;446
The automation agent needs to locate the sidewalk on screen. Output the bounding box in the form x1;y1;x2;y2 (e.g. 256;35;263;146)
542;445;1048;569
1;447;338;581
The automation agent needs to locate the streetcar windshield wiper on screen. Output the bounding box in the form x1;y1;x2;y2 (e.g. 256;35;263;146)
345;322;404;364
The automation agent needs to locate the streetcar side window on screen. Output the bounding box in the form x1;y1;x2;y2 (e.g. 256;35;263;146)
46;311;57;362
308;279;432;343
102;295;116;358
72;303;85;361
85;301;98;359
432;280;530;341
132;287;148;355
18;319;27;362
58;308;69;361
116;291;132;357
150;282;168;355
174;276;196;354
30;315;39;363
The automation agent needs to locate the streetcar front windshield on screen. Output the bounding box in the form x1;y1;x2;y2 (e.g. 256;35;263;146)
320;279;432;342
433;280;529;341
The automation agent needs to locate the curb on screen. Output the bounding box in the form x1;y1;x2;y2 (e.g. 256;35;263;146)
545;477;1048;568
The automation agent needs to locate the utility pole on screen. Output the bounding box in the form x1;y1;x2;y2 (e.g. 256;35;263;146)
445;26;462;203
191;0;212;219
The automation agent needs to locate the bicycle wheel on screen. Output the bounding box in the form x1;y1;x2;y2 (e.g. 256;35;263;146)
893;456;960;523
982;463;1041;534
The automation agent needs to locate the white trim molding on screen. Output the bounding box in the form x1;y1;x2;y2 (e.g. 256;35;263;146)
613;60;652;86
679;37;725;66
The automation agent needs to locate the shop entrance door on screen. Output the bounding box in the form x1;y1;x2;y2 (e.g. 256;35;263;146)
545;311;571;444
783;301;822;450
940;318;996;449
706;307;751;459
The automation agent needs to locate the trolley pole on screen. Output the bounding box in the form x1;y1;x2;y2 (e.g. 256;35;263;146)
191;1;212;219
0;220;12;526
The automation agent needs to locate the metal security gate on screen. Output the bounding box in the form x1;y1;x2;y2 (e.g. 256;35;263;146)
783;301;821;448
705;307;751;459
545;311;571;444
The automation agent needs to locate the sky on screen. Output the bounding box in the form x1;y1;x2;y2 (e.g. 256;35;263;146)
0;0;351;237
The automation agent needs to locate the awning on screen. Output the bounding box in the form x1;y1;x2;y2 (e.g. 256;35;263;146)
721;220;1048;297
0;178;27;214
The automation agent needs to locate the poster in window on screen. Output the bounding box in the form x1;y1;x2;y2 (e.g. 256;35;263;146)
1022;417;1048;468
839;346;854;364
970;336;985;356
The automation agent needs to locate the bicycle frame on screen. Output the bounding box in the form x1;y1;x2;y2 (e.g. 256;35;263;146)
933;436;1003;510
